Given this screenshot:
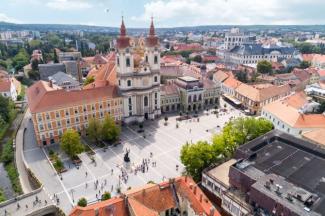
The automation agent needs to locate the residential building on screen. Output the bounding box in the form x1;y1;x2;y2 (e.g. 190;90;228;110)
235;83;291;115
56;49;82;62
262;92;325;137
27;81;123;146
0;78;18;101
305;81;325;103
115;18;161;123
48;71;80;90
70;176;221;216
224;27;246;50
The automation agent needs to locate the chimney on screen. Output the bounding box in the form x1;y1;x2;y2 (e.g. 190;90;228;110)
49;80;53;88
193;186;197;195
199;194;203;203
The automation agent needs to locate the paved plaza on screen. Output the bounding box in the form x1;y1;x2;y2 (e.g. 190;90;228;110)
22;100;243;214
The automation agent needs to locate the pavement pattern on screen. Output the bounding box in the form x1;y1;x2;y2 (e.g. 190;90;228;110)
21;100;243;214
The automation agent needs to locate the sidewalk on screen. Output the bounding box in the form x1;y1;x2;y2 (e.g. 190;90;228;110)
15;110;34;193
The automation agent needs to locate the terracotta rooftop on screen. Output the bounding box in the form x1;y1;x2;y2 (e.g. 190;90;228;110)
160;83;179;95
69;176;221;216
302;129;325;146
27;80;119;113
213;70;229;83
0;78;12;92
263;94;325;128
223;77;242;89
236;83;290;102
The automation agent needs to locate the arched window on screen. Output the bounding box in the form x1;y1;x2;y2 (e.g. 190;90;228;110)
193;95;197;102
144;96;148;107
188;96;192;103
198;94;202;101
145;55;148;63
126;57;130;67
154;55;158;64
127;80;132;87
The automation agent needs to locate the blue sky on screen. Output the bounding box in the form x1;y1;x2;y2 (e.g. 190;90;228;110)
0;0;325;27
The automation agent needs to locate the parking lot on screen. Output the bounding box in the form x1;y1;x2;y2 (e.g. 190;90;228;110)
23;101;243;214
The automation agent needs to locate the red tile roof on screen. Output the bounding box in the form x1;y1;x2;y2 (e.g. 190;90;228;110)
0;79;11;92
69;176;221;216
27;80;119;113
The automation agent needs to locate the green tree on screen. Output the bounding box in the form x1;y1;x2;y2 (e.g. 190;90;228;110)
53;49;59;63
102;115;120;142
0;60;8;69
77;197;87;207
28;40;42;49
0;95;10;122
101;191;111;201
180;141;219;181
180;117;273;182
12;48;29;71
257;60;272;75
60;129;84;158
299;60;311;69
193;55;202;63
87;118;102;144
83;76;95;86
31;59;39;71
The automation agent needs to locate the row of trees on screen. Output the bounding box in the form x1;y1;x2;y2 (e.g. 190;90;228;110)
180;117;273;181
87;116;121;145
59;115;121;158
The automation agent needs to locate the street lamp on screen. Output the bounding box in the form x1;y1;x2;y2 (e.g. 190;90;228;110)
70;189;75;203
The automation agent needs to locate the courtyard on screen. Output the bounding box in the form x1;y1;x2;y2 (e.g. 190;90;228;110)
22;100;244;214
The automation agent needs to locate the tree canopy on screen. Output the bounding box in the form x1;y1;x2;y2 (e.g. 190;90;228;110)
12;48;29;71
101;115;121;142
87;118;102;144
299;60;311;69
60;129;84;158
257;60;272;75
180;117;273;181
83;76;95;86
77;197;87;207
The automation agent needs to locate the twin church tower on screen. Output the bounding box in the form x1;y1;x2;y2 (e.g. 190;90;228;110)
116;18;161;123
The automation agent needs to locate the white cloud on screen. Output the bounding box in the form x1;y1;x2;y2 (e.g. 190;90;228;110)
133;0;325;26
46;0;93;11
0;13;22;23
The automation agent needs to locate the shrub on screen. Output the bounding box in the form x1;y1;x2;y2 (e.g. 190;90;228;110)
101;191;111;201
1;139;13;165
77;197;87;207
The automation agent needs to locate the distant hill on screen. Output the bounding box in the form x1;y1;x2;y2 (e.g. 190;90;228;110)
1;21;325;34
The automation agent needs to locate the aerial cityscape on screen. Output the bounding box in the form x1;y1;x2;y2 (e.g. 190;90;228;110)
1;1;325;216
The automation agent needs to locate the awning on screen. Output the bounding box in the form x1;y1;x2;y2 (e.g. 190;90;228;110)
223;94;242;105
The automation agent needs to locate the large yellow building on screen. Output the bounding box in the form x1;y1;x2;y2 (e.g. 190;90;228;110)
27;81;123;146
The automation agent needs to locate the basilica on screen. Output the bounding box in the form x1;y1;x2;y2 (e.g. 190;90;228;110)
116;18;161;123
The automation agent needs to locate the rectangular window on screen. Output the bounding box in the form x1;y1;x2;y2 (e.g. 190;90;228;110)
66;119;70;125
154;55;158;64
76;117;79;122
56;112;60;118
57;121;61;127
75;109;78;114
48;123;51;129
38;115;42;122
66;110;69;116
39;124;44;131
46;113;50;120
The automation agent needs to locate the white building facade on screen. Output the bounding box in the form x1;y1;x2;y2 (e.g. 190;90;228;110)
116;19;161;124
